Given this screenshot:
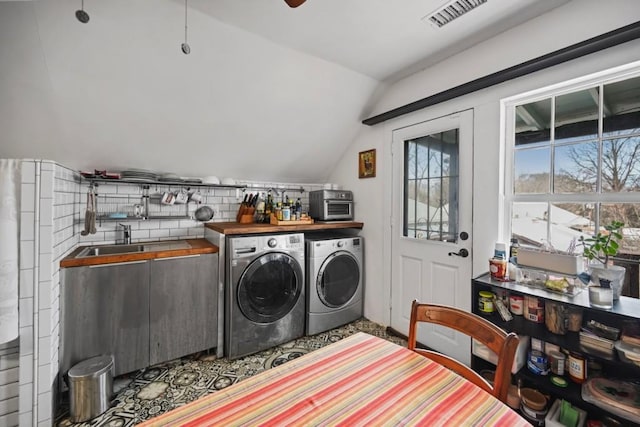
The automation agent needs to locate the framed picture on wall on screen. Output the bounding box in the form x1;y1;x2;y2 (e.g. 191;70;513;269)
358;149;376;178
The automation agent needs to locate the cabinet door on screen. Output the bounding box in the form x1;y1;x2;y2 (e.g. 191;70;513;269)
60;261;150;377
149;254;218;364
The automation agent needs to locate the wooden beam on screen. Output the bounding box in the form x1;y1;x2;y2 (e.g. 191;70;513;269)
362;21;640;126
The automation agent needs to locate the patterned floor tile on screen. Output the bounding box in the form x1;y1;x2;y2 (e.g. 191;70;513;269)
55;318;405;426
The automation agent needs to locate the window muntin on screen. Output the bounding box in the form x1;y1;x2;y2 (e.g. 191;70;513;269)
506;69;640;297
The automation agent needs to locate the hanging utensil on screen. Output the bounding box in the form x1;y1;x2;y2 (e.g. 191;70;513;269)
75;0;90;24
181;0;191;54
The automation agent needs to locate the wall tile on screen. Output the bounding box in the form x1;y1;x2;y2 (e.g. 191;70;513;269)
38;200;53;227
19;411;33;427
19;383;33;415
39;170;54;200
19;241;34;270
37;310;50;337
36;391;51;423
18;298;33;327
18;326;33;356
21;183;35;213
21;162;35;184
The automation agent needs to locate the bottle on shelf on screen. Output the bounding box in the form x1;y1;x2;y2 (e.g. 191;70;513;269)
295;198;302;220
509;238;519;264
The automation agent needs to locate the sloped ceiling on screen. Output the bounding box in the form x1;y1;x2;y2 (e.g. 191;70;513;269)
1;0;569;182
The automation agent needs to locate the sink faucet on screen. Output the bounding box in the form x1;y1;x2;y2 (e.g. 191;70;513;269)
119;223;132;245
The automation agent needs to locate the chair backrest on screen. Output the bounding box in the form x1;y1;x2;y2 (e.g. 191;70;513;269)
407;300;519;404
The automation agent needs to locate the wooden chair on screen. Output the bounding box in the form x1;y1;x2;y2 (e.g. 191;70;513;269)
407;300;519;404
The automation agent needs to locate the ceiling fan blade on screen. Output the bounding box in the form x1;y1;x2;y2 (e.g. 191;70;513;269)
284;0;306;8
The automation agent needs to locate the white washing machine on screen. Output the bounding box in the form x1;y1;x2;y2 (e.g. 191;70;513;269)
226;233;305;359
305;235;363;335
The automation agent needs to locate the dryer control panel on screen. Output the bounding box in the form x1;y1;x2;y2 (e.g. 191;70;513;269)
230;233;305;259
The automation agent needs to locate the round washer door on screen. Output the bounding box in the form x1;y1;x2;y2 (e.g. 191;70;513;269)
316;251;360;308
237;252;303;323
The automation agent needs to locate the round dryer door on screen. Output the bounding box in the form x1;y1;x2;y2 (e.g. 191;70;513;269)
237;252;303;324
317;251;360;308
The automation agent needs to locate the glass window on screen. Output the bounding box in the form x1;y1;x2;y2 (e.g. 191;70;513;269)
506;70;640;298
404;130;459;242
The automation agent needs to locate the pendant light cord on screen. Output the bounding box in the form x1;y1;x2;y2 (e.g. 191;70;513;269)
184;0;188;44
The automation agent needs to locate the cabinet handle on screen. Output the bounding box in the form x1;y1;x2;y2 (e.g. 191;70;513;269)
152;255;200;261
89;260;147;268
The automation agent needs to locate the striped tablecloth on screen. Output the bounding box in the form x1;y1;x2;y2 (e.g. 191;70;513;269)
140;332;528;426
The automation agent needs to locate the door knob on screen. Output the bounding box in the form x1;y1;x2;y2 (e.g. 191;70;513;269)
448;248;469;258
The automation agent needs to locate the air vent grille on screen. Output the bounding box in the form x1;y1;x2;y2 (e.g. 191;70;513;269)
425;0;488;28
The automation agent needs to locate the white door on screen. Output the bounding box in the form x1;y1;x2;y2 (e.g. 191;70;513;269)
390;109;473;365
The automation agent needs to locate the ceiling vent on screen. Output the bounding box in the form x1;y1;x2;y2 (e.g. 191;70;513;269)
424;0;488;28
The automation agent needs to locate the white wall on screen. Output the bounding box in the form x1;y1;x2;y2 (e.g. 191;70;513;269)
0;0;378;184
331;0;640;326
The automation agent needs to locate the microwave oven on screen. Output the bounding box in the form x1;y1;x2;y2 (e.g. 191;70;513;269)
309;190;353;221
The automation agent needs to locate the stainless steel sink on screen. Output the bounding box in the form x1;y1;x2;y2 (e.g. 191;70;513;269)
76;241;192;258
77;244;145;257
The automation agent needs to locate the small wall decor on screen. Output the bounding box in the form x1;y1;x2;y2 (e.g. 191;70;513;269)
358;149;376;178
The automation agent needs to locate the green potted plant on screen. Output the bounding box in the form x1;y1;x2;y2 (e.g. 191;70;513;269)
579;220;626;302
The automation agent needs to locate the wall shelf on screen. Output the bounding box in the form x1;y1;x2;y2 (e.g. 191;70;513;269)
82;176;246;189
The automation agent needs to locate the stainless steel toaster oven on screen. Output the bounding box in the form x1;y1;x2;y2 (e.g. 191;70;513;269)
309;190;353;221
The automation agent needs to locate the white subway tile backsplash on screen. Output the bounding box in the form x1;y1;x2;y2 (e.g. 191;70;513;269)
21;161;35;184
37;338;50;368
19;327;33;356
0;382;19;402
20;213;35;241
19;269;34;299
1;367;19;386
149;229;172;239
0;353;18;371
21;183;36;212
40;170;54;200
19;241;34;270
169;228;189;238
18;383;33;415
38;227;52;256
0;397;18;417
18;298;33;327
37;282;51;312
36;391;51;423
40;161;54;172
131;230;150;240
19;411;33;427
38;201;53;228
37;306;50;334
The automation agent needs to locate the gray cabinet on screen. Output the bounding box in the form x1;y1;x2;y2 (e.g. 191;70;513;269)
149;254;218;364
60;253;219;380
60;260;150;377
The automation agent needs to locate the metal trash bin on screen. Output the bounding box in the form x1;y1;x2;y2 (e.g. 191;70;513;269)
68;355;114;423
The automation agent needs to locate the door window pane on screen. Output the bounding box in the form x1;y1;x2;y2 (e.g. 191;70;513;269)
404;130;459;242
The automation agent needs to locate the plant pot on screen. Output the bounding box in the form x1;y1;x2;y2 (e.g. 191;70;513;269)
588;263;626;300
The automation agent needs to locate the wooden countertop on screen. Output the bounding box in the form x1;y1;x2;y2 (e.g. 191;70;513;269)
60;239;218;268
204;221;364;235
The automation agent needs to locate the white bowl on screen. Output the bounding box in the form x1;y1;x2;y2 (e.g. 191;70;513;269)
202;176;220;185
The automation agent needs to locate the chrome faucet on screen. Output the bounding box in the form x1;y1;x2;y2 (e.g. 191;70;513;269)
119;223;132;245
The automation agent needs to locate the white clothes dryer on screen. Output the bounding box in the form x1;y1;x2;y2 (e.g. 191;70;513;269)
305;235;363;335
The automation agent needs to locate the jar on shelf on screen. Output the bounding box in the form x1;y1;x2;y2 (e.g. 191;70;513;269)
478;291;495;315
567;306;583;332
568;352;587;384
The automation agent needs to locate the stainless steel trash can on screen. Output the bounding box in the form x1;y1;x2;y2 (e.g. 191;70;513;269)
68;355;114;423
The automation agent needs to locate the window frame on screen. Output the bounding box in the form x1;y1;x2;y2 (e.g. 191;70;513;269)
501;60;640;247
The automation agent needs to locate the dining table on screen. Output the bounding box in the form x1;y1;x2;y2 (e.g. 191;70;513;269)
139;332;529;426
